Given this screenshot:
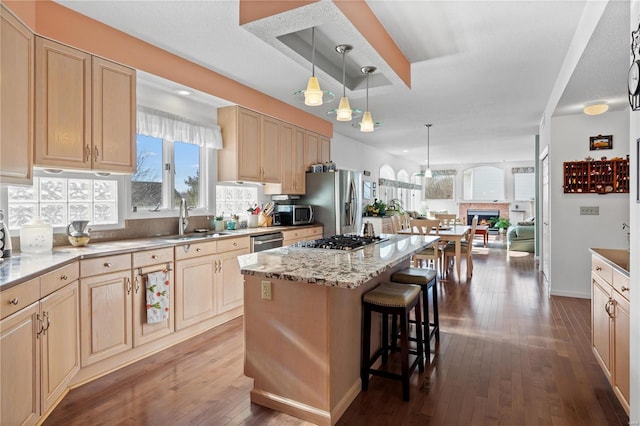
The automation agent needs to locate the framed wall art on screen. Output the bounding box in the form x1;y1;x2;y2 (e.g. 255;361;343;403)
363;181;372;200
589;134;613;150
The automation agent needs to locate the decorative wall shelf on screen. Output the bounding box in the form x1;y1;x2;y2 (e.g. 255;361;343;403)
563;158;629;194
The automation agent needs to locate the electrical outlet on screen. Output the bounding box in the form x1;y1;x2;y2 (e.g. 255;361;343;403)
261;280;272;300
580;206;599;215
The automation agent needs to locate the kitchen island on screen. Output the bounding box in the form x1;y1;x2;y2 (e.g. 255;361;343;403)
238;234;439;425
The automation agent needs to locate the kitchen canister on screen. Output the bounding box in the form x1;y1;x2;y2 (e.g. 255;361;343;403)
20;217;53;253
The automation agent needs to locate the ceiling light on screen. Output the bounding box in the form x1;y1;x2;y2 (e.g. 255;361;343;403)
360;66;376;132
583;102;609;115
293;27;334;106
175;89;193;96
424;124;433;178
336;45;354;121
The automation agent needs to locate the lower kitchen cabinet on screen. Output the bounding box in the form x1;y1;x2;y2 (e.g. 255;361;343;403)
1;302;40;426
80;269;133;366
612;289;629;412
175;254;217;330
282;226;323;246
217;247;249;314
0;280;79;425
591;272;611;380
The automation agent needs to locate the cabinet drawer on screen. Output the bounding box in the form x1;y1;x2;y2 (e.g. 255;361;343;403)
284;227;322;241
133;247;174;268
592;256;612;285
41;262;79;297
81;254;132;277
1;278;39;319
612;269;630;301
174;240;217;260
217;236;249;253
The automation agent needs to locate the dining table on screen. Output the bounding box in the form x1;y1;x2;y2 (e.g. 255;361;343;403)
400;224;471;280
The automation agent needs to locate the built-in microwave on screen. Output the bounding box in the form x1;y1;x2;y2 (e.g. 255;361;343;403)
276;204;314;226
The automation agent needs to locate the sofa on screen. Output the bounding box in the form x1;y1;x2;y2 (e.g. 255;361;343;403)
506;222;535;252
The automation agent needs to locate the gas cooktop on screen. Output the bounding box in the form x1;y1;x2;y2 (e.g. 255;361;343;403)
297;235;387;250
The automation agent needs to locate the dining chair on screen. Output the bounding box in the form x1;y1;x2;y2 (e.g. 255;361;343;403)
390;215;401;234
443;215;478;279
409;219;444;274
401;213;411;230
434;213;457;227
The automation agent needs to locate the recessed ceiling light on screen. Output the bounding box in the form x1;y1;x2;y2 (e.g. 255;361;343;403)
402;150;408;153
175;89;193;96
583;102;608;115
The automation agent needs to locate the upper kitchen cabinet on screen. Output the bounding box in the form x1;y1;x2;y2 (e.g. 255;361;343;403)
217;106;281;184
304;131;330;168
264;124;306;195
1;5;34;185
34;37;136;173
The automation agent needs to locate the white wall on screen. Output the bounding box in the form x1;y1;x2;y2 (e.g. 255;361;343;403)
549;110;630;299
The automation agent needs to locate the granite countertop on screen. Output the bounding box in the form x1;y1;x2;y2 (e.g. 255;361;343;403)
238;234;440;289
0;225;320;290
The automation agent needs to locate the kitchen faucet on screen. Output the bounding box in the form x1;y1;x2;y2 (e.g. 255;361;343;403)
179;197;189;235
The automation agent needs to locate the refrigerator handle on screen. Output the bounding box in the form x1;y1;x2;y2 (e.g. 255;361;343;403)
348;177;357;227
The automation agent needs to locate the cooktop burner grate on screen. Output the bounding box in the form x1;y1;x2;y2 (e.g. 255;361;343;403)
297;235;387;250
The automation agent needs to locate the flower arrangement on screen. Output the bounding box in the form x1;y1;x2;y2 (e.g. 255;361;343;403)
365;199;387;216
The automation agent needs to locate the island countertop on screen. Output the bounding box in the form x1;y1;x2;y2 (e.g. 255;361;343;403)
238;233;440;289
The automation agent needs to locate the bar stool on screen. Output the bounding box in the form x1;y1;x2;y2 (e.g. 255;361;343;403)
391;267;440;355
361;282;424;401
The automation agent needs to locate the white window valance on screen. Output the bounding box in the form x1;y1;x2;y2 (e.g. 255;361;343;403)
137;106;222;149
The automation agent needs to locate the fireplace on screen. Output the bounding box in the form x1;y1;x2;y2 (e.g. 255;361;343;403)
467;209;500;226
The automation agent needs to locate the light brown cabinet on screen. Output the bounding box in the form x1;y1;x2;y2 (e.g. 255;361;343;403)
1;266;80;425
80;254;133;366
132;247;175;347
304;131;331;168
175;237;249;329
1;5;34;185
282;226;323;246
217;106;281;183
590;252;629;414
34;37;136;173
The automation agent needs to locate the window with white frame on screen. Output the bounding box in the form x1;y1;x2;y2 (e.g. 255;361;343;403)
463;166;505;200
131;107;222;213
513;167;535;201
7;171;122;230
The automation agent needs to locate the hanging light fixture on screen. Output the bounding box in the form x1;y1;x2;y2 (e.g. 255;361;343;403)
424;124;433;178
293;27;334;106
335;44;354;121
360;66;376;132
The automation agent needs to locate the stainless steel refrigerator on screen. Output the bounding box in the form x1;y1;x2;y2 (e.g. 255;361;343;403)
299;170;363;237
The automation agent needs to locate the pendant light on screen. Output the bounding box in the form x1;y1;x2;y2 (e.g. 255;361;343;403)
424;124;433;178
360;66;376;132
335;44;353;121
303;27;325;106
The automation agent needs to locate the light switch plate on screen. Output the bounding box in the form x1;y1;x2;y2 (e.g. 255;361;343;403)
580;206;599;215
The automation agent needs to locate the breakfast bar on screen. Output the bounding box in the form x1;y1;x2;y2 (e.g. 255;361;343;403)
238;234;439;425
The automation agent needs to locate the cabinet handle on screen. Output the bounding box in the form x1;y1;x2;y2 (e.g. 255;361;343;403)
86;145;91;161
135;275;140;293
233;242;237;247
9;298;19;305
36;314;44;339
60;274;68;281
104;262;112;268
596;266;602;271
42;312;51;335
196;248;202;252
151;254;158;260
126;277;132;295
94;146;99;161
621;286;629;292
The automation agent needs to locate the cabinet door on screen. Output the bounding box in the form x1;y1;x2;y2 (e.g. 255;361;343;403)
35;37;91;169
175;256;216;330
305;131;319;167
217;248;249;314
237;108;261;181
319;136;331;163
1;5;34;185
92;57;136;173
293;127;306;193
280;122;295;193
261;116;281;183
80;270;133;366
133;265;175;347
612;291;630;413
1;302;40;426
591;273;612;380
40;281;80;412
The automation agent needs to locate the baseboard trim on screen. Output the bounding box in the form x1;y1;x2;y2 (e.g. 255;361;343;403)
550;289;590;299
250;389;331;426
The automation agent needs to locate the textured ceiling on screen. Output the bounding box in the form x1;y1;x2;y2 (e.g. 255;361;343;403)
55;0;628;168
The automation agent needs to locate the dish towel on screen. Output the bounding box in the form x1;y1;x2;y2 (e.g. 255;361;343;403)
145;270;170;324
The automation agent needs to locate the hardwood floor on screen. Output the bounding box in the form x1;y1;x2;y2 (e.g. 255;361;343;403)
44;245;628;426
